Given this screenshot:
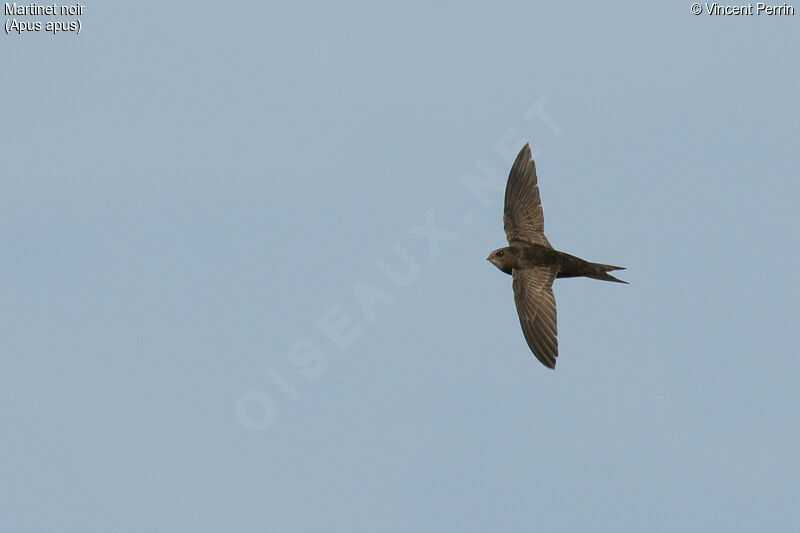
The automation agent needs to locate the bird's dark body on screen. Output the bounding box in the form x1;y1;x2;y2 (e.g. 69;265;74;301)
502;241;588;277
491;240;624;283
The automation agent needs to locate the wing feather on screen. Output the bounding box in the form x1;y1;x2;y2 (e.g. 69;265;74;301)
512;267;559;368
503;144;551;248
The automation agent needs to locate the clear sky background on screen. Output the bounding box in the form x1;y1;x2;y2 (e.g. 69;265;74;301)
2;2;799;532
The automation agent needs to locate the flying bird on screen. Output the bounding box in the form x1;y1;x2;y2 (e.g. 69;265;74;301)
487;143;626;369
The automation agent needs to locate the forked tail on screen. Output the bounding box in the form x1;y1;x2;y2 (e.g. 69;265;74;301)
587;263;628;284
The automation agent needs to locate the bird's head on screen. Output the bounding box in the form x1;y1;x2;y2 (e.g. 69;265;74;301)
487;247;515;274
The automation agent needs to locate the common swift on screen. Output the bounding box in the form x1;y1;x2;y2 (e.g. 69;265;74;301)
488;143;626;369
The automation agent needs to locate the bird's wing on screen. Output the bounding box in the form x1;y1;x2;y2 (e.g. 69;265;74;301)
503;144;552;248
512;266;559;369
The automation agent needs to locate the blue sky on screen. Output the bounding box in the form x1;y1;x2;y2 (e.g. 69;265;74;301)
2;2;799;532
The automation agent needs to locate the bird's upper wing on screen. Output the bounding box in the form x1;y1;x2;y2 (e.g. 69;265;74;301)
512;266;559;369
503;144;552;248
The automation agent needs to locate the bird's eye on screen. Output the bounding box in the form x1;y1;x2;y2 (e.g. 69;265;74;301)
496;251;504;257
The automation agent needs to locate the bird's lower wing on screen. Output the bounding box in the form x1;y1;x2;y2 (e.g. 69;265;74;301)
512;267;559;369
